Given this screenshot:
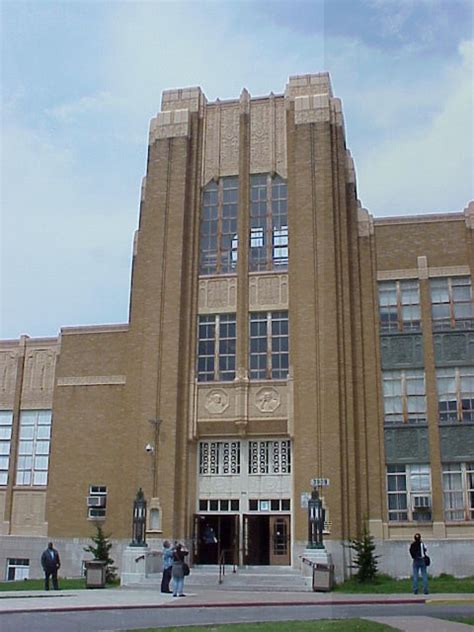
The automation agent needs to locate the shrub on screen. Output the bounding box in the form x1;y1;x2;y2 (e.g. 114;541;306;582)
349;522;379;582
84;523;117;583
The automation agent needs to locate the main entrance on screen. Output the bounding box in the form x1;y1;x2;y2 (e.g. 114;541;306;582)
194;514;291;566
194;514;239;565
243;514;291;565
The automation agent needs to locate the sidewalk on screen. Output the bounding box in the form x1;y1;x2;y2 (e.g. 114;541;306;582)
0;587;472;631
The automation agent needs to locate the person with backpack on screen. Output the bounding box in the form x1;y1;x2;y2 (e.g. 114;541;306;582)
409;532;429;594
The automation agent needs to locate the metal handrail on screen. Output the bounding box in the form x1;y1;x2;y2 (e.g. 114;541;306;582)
218;548;239;584
300;556;318;568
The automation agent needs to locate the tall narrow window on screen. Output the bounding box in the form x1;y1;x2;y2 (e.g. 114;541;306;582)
437;367;474;423
430;276;473;330
197;314;236;382
199;177;238;275
249;311;289;379
386;464;432;522
382;370;426;425
441;463;474;521
0;411;13;485
378;280;421;333
249;174;288;271
16;410;51;486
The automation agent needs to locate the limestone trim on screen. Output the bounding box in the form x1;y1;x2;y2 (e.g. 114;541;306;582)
60;324;129;335
285;73;333;99
377;265;471;281
464;201;474;229
428;265;471;277
357;207;374;237
294;94;330;125
149;109;190;143
57;375;126;386
374;213;464;226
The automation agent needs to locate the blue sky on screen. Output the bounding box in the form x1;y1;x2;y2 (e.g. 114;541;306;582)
1;0;473;339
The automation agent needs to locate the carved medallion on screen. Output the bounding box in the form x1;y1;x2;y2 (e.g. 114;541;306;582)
205;389;230;414
256;387;280;413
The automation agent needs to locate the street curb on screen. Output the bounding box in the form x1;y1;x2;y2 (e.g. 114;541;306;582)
0;597;427;615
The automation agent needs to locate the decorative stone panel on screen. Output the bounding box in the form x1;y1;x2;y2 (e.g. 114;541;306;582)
380;335;424;369
440;425;474;461
249;383;287;419
250;100;272;174
0;350;18;408
10;491;47;536
204;389;230;414
219;105;240;177
249;274;288;310
21;348;57;408
384;427;429;463
197;385;236;420
274;99;287;178
198;277;237;313
203;105;220;185
434;332;474;366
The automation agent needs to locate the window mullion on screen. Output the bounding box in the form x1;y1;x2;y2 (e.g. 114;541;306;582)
267;312;272;379
402;373;408;423
266;176;272;270
217;180;223;274
397;282;403;332
214;315;220;381
456;368;462;422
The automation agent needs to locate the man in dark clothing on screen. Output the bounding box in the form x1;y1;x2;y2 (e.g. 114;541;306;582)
409;533;428;595
41;542;61;590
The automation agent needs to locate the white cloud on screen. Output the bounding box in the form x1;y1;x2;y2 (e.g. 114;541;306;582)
356;39;474;215
47;91;127;123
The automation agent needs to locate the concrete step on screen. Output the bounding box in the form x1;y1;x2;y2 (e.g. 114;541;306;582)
131;565;310;592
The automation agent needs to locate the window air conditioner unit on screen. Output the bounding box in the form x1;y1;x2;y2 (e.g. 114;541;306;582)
87;496;105;508
413;495;431;509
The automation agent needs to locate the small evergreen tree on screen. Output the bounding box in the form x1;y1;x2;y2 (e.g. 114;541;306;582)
349;522;379;582
84;524;117;583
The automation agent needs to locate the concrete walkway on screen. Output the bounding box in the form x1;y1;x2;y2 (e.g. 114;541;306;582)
0;587;472;631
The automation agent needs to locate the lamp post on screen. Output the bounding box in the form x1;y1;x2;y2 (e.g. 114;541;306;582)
148;418;162;497
130;488;147;547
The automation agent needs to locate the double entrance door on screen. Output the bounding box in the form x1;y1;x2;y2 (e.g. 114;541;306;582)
194;514;290;566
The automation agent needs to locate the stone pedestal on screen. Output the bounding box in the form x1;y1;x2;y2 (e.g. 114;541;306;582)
120;545;162;586
300;547;333;589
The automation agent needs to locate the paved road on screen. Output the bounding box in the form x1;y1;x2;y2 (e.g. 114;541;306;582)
1;602;474;632
0;588;473;631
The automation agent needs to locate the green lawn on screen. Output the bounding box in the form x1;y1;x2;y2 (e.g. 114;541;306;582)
127;621;398;632
0;578;119;591
334;573;474;594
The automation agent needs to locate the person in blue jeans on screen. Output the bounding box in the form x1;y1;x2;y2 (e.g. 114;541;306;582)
409;532;429;595
160;540;173;593
172;543;188;597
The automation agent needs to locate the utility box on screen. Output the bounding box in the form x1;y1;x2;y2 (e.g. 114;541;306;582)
312;563;334;592
85;560;107;588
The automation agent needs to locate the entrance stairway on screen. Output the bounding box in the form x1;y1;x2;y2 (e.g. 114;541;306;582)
138;565;310;592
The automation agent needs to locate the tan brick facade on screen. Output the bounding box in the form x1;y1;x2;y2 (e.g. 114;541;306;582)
1;75;473;580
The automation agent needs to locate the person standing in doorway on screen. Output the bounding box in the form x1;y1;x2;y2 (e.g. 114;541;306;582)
409;533;429;595
41;542;61;590
172;542;188;597
160;540;173;593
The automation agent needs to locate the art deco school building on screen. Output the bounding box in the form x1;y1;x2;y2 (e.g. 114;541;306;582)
1;73;473;581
